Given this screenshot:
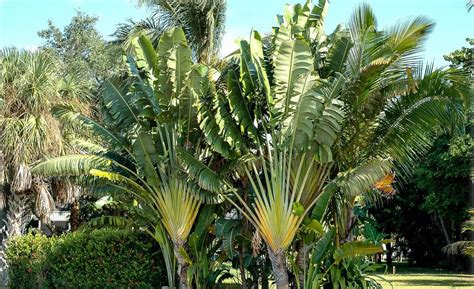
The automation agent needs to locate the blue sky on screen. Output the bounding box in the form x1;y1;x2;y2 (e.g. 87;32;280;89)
1;0;472;66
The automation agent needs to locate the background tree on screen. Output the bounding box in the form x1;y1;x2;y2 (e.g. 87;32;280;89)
38;11;122;86
372;37;473;271
114;0;226;63
444;38;473;76
372;134;472;269
0;48;91;283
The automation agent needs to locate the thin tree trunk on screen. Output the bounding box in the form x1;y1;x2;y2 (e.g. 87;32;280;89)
239;244;248;289
240;184;248;289
268;247;289;289
438;214;451;245
295;241;311;289
386;241;393;267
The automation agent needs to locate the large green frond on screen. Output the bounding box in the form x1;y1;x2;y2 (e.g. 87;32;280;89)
31;155;113;177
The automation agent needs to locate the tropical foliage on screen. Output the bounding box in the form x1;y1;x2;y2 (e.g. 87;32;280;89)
1;0;470;288
115;0;226;63
0;48;91;233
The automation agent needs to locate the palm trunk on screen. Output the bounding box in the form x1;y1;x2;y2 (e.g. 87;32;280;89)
5;193;30;238
174;244;188;289
268;247;289;289
70;199;80;231
0;150;4;186
295;241;311;289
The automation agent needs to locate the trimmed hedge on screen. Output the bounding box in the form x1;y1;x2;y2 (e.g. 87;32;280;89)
6;229;167;289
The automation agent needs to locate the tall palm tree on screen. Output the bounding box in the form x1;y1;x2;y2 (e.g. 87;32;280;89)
115;0;226;63
0;48;90;283
183;1;468;287
30;2;469;289
33;29;225;289
0;49;89;233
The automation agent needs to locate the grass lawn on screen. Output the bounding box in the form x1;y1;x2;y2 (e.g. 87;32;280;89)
222;263;474;288
375;264;474;289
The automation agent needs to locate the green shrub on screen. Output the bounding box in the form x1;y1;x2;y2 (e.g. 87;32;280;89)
5;232;50;288
6;229;167;289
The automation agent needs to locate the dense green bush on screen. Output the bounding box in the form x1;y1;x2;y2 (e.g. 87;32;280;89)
6;229;167;289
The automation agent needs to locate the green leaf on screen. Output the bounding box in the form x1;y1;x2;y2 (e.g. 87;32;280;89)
249;31;272;103
215;218;241;257
335;158;392;196
311;182;337;221
131;131;160;188
306;219;324;235
273;39;314;120
239;39;257;95
333;241;383;263
52;105;126;150
32;155;112;177
178;246;193;264
102;78;142;129
227;69;259;141
137;35;158;76
176;146;225;194
323;28;353;76
193;205;216;238
311;228;335;265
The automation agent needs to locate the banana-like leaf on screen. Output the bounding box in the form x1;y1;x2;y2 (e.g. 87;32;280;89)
311;76;346;160
137;35;158;76
214;95;246;154
69;138;107;153
195;74;238;159
32;155;112;177
192;205;216;238
156;27;188;107
282;72;317;141
273;39;314;120
306;0;329;41
215;218;241;258
176;146;225;194
52;105;125;150
85;215;133;229
102;78;141;129
311;182;337;221
239;40;258;95
89;169;148;198
311;228;335;265
333;241;383;263
131;131;161;188
336;158;392;196
322;28;353;77
249;31;272;103
227;69;259;140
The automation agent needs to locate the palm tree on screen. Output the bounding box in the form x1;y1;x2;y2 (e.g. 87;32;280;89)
33;29;225;289
114;0;226;63
185;1;468;287
0;48;91;283
30;2;469;289
0;49;91;233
